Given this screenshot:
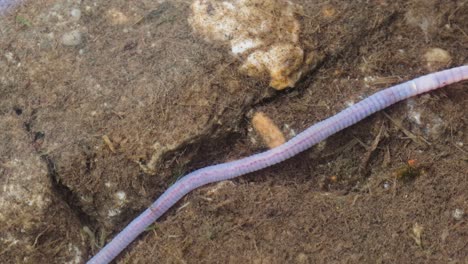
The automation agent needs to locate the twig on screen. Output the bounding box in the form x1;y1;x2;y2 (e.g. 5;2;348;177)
382;111;431;146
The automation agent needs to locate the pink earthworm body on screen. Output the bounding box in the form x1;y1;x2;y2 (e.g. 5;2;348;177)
88;65;468;263
0;0;21;15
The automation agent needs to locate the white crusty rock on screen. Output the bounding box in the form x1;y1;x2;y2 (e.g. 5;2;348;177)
189;0;310;90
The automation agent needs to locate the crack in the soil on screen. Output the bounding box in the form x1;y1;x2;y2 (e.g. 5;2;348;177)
41;154;97;227
22;118;97;231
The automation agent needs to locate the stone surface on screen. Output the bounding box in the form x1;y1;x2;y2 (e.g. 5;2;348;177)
0;114;86;263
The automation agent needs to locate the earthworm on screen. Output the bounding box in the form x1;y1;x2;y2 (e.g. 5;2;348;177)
0;0;21;15
87;65;468;263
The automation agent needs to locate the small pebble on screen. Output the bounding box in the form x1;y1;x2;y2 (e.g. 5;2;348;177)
70;8;81;20
321;5;336;18
296;253;309;264
383;181;391;190
61;30;83;46
4;52;15;63
283;124;296;138
423;48;451;71
452;208;464;221
115;191;126;202
107;8;129;25
252;112;286;149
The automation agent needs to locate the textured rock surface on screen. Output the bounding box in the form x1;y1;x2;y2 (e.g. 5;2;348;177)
0;114;86;263
189;0;307;89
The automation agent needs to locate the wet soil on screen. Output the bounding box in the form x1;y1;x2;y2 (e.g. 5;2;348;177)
0;0;467;263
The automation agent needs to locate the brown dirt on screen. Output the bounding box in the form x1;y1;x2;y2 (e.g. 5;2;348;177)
0;0;467;263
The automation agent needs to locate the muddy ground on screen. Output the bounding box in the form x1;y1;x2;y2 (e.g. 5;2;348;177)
0;0;467;263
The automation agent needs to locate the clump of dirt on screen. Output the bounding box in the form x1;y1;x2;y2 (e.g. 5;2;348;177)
0;0;467;263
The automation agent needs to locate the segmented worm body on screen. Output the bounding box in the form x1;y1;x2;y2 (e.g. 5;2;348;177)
88;65;468;263
0;0;21;15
